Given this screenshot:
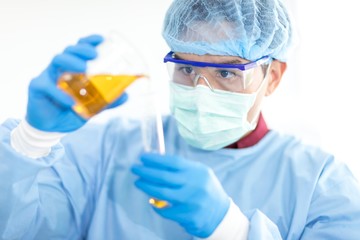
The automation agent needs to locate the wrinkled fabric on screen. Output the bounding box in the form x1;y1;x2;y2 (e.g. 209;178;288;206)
1;116;360;239
162;0;294;61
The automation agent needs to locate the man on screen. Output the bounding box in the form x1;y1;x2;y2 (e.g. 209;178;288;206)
1;0;360;239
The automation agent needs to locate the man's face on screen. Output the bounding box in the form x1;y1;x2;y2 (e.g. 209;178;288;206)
174;52;271;123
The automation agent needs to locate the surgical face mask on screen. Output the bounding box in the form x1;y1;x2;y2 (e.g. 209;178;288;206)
169;74;268;151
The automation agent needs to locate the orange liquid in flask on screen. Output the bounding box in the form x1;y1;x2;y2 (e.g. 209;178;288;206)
58;73;144;119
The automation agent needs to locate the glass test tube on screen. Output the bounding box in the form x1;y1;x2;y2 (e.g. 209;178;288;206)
141;92;168;209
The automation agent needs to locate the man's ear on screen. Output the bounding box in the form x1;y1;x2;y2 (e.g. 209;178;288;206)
265;60;287;96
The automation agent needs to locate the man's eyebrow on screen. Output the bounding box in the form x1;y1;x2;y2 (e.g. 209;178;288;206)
173;54;183;60
174;54;247;64
220;59;247;64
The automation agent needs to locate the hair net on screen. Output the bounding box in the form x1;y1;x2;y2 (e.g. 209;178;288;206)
162;0;294;62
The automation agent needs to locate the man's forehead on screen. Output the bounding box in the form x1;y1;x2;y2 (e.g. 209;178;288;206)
174;52;250;64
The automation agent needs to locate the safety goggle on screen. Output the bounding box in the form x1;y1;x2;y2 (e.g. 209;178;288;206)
163;51;271;93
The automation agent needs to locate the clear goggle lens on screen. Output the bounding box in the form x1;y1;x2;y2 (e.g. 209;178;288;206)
163;51;271;93
165;62;270;93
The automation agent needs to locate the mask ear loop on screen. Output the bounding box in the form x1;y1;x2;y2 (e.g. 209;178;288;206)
247;60;273;127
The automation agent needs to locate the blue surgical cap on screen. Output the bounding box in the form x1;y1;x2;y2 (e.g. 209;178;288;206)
162;0;294;62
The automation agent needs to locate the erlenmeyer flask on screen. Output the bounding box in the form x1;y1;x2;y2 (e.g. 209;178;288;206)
57;32;147;119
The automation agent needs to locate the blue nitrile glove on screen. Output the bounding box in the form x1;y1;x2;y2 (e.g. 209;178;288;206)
26;34;128;132
131;153;231;238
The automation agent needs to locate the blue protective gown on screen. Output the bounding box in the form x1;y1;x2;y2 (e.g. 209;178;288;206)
1;116;360;240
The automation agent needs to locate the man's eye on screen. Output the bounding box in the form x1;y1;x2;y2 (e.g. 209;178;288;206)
217;70;236;79
180;66;194;75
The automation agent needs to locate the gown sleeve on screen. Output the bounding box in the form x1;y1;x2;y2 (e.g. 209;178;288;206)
246;156;360;239
0;118;109;239
299;156;360;239
197;156;360;240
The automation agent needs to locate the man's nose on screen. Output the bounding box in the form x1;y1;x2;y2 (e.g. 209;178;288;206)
194;74;214;90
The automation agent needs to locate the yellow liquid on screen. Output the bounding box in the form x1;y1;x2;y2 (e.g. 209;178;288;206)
58;73;143;119
149;198;169;208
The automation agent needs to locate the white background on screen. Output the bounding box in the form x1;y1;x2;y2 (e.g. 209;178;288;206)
1;0;359;179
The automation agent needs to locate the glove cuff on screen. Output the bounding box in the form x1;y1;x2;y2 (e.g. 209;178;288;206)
198;198;249;240
10;119;65;158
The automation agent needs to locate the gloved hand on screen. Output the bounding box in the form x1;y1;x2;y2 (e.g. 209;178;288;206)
26;34;128;132
131;153;230;238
